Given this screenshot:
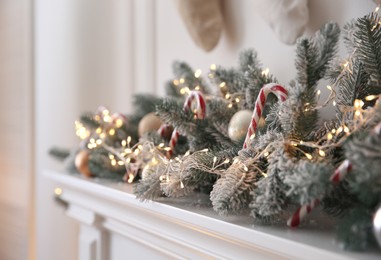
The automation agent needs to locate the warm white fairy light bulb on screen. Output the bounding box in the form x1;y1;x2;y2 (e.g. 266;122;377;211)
54;187;63;196
318;150;326;157
194;69;202;78
365;95;377;101
261;68;270;77
115;118;124;128
127;173;134;183
108;128;115;136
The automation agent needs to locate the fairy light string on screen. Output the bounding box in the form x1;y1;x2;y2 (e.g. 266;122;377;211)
74;26;381;186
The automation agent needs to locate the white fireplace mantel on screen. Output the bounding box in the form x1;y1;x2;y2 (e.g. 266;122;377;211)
45;171;380;260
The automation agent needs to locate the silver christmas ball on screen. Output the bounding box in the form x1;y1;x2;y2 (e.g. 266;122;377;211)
373;206;381;248
228;110;252;141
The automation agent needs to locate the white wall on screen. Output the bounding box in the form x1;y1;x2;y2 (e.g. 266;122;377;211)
34;0;377;259
155;0;375;94
35;1;133;259
0;0;33;259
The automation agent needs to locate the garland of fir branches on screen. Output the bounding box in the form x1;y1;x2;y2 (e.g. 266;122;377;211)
50;12;381;252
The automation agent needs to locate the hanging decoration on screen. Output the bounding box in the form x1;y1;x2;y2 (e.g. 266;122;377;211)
255;0;310;44
174;0;223;52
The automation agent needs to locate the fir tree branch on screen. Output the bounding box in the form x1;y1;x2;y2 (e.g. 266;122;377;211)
211;168;258;215
250;172;287;221
277;83;319;139
172;61;209;94
133;94;163;119
134;163;167;200
335;61;370;121
283;160;333;205
156;98;197;135
296;22;340;89
49;147;70;161
88;148;125;181
79;113;100;129
336;207;375;251
345;131;381;208
352;13;381;84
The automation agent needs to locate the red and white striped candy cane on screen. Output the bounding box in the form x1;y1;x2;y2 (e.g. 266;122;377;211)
243;83;288;149
329;159;352;184
157;123;172;139
183;90;207;119
288;159;353;227
167;129;180;157
287;199;319;227
167;90;206;157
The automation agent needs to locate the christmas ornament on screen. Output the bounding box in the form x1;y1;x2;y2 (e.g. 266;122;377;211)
138;112;163;137
243;83;288;148
75;150;93;177
228;110;252;142
174;0;223;52
255;0;309;44
168;90;207;157
373;205;381;248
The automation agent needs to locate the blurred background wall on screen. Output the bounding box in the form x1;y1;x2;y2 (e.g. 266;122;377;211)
0;0;33;259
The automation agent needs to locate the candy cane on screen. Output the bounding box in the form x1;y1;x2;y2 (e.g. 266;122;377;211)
243;83;288;149
287;199;319;227
183;90;207;119
167;129;180;157
288;160;352;227
167;90;206;157
157;123;172;139
329;159;352;184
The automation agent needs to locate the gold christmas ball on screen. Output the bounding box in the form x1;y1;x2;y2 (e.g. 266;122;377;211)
75;150;93;177
228;110;253;142
138;112;163;137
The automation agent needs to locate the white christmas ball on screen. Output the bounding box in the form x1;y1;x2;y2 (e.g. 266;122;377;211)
373;205;381;248
228;110;253;142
